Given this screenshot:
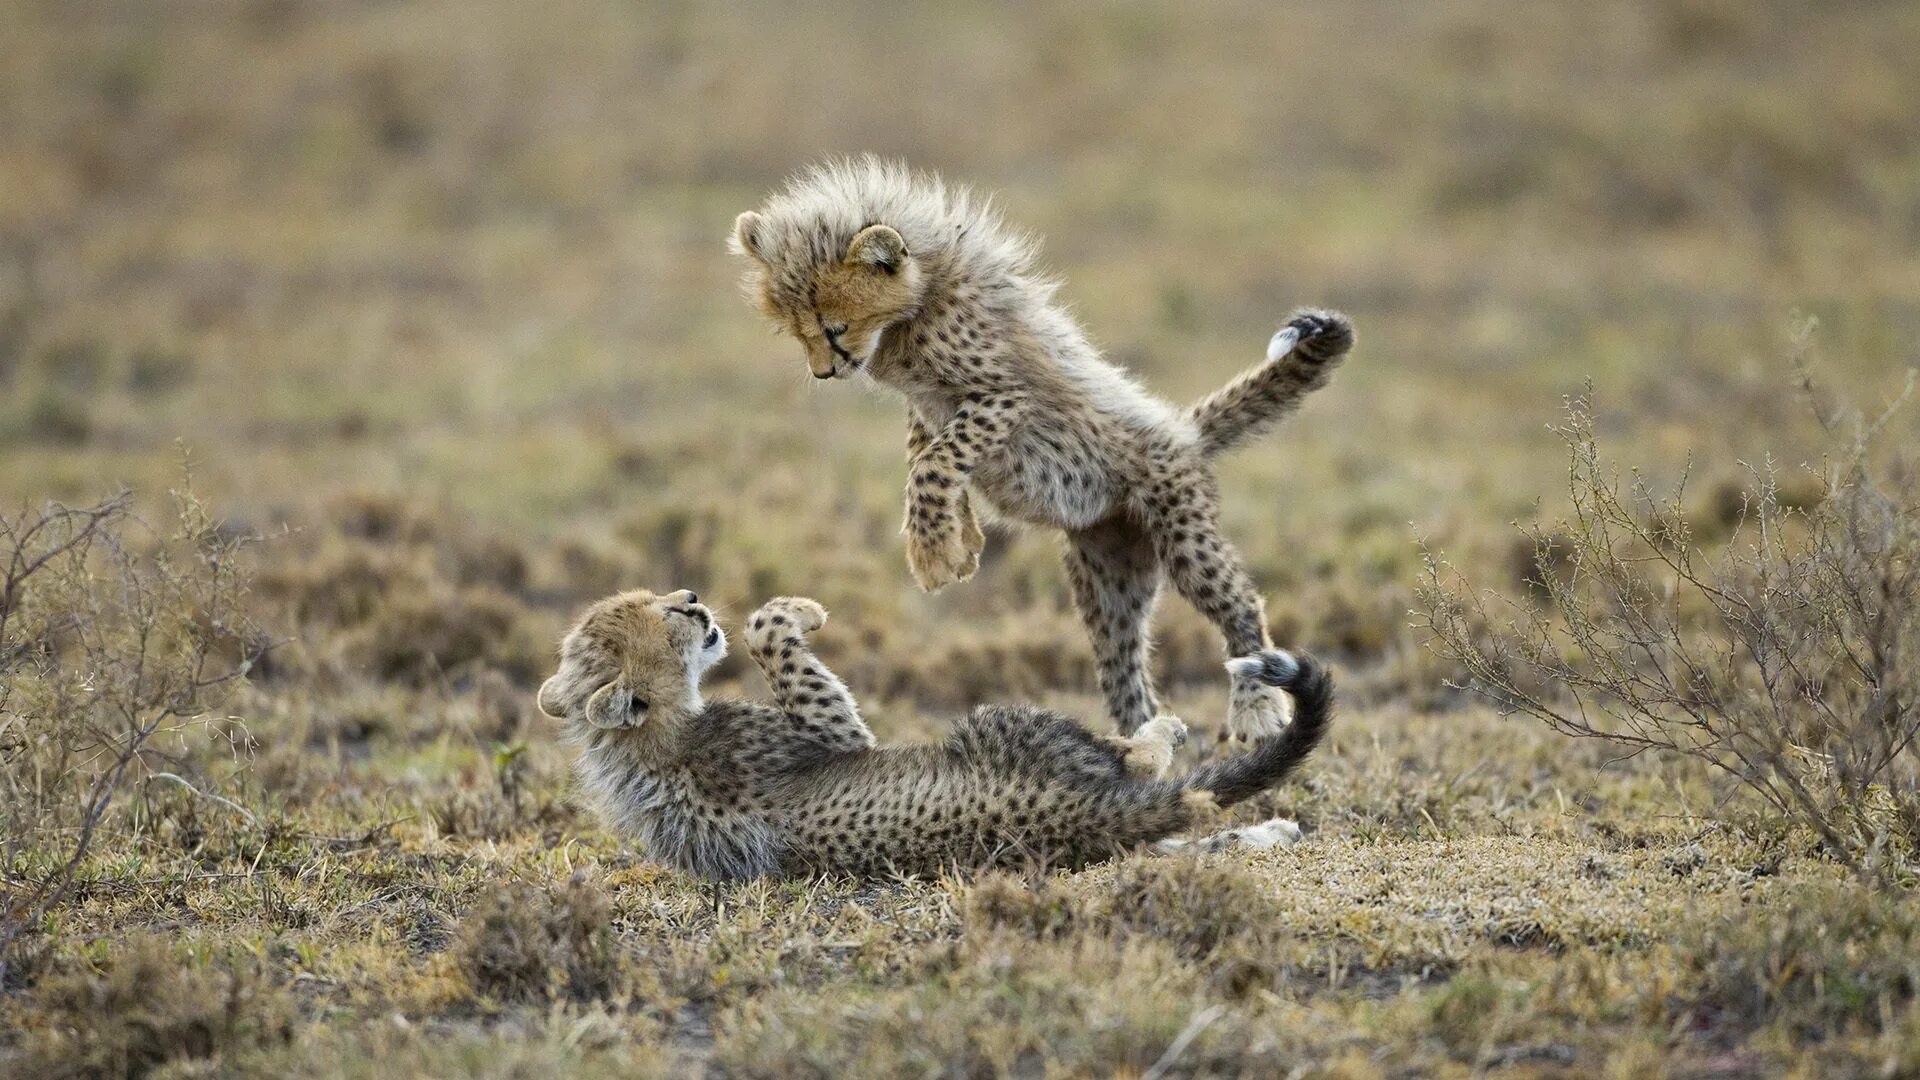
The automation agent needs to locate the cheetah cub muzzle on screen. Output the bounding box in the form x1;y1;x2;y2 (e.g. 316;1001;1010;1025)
539;588;1335;881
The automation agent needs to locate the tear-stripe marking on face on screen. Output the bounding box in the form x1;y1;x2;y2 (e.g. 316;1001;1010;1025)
819;317;854;366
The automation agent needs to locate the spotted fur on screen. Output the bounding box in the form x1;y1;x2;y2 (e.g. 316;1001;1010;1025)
732;158;1354;739
539;589;1333;880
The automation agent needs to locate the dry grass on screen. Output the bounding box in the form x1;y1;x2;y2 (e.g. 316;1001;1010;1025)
3;0;1919;1075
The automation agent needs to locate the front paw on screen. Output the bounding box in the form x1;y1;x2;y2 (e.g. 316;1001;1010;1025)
748;597;826;649
906;520;980;592
1105;713;1188;780
956;491;986;560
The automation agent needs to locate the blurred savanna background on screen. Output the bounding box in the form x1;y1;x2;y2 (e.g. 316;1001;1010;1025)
3;0;1918;1075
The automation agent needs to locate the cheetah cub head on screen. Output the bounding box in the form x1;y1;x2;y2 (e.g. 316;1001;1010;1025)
537;589;727;733
732;207;925;381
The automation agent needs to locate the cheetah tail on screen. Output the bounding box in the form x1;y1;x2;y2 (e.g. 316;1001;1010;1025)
1177;650;1333;808
1186;309;1354;458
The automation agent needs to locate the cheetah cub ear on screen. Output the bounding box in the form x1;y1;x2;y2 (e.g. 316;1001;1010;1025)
537;666;591;720
731;211;767;261
846;224;908;275
580;683;650;730
538;666;652;731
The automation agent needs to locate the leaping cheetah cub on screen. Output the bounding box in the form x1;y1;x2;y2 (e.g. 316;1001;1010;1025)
537;588;1332;881
731;158;1354;741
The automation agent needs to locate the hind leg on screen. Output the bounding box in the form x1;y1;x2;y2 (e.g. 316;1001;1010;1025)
1063;518;1163;736
1152;817;1302;854
1135;466;1294;742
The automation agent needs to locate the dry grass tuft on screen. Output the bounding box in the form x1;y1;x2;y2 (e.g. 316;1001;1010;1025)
961;871;1082;940
348;584;548;687
16;937;295;1079
1680;879;1920;1038
1099;858;1281;959
453;875;623;1005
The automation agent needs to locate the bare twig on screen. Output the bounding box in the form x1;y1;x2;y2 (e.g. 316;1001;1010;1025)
0;488;263;984
1417;371;1919;879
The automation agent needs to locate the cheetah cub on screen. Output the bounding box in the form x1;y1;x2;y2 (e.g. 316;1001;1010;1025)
537;588;1333;881
731;158;1354;741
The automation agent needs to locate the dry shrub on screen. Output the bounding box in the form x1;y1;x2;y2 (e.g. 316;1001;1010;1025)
552;538;643;601
7;384;93;446
17;936;296;1079
619;505;721;587
427;785;521;841
326;490;436;545
470;666;532;742
1162;574;1409;693
453;875;622;1004
1420;367;1919;876
425;766;575;841
442;532;531;594
1311;580;1409;662
1150;605;1243;687
1505;528;1581;601
267;493;538;619
1700;469;1826;544
1;489;262;985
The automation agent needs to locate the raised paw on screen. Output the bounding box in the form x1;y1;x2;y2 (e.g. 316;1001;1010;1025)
906;519;980;593
747;596;827;651
1267;308;1355;366
956;491;987;561
1107;713;1188;779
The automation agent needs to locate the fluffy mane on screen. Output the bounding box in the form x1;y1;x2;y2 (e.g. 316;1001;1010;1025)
733;156;1050;304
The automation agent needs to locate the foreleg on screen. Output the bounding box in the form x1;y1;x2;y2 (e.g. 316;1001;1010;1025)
904;390;1028;591
1102;714;1188;779
745;597;875;753
908;407;984;564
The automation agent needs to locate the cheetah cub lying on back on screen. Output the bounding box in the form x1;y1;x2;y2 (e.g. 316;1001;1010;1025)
537;588;1333;881
732;158;1354;742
